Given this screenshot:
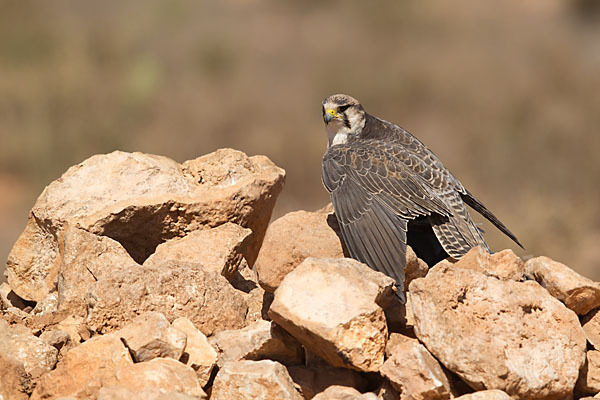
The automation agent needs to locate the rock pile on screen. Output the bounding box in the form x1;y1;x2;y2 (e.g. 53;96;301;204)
2;149;599;400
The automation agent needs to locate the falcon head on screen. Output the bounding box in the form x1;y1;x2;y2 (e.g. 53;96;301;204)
322;94;366;147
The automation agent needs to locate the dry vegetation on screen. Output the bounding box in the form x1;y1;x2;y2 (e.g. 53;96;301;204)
1;0;599;278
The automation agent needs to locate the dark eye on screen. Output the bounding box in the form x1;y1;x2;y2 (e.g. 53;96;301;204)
338;104;351;113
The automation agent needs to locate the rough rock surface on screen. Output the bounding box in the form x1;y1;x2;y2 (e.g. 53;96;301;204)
0;319;58;380
31;333;133;399
453;391;512;400
577;350;600;395
116;312;187;362
312;386;378;400
582;309;600;350
0;353;32;400
209;319;303;367
98;386;199;400
114;358;206;398
526;256;600;315
144;222;252;279
7;149;285;302
85;259;248;336
380;333;451;400
409;263;586;399
171;317;217;386
211;359;303;400
255;210;346;291
287;364;368;399
452;246;527;281
269;257;394;372
404;245;429;291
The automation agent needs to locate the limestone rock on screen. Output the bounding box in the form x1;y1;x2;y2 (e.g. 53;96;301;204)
312;386;378;400
115;358;206;398
7;149;285;302
98;386;200;400
582;309;600;350
171;317;217;386
269;257;394;372
377;381;401;400
211;359;303;400
39;329;71;356
409;263;586;399
31;333;133;400
526;256;600;315
0;353;32;400
577;350;600;395
380;333;451;400
0;319;58;380
117;312;187;362
454;391;512;400
404;245;429;291
209;319;303;367
85;260;248;336
255;210;346;292
144;222;252;279
452;246;527;281
287;364;368;399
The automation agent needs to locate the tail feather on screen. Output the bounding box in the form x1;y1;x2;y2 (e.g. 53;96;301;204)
461;190;524;249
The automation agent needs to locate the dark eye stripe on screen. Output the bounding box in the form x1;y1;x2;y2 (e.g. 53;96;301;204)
338;104;351;113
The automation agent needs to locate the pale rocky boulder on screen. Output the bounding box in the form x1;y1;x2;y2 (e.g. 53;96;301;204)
116;312;187;362
287;364;368;399
255;210;346;292
380;333;451;400
0;353;31;400
31;333;133;400
209;319;303;368
98;386;199;400
409;263;586;400
85;260;248;336
211;359;303;400
404;245;429;291
114;358;206;399
312;386;378;400
451;246;527;281
171;317;217;386
144;222;252;279
269;257;394;372
453;391;512;400
582;309;600;350
577;350;600;395
7;149;285;302
526;256;600;315
0;320;58;380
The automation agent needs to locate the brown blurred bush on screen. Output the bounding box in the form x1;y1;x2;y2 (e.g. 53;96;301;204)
1;0;599;279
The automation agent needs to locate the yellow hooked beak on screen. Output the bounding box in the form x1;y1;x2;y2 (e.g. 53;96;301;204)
324;108;340;124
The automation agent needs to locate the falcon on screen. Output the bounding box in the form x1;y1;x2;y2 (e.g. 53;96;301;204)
321;94;522;302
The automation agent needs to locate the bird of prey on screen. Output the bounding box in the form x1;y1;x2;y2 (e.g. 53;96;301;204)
321;94;522;302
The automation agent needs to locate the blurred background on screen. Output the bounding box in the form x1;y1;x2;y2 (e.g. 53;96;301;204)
1;0;599;280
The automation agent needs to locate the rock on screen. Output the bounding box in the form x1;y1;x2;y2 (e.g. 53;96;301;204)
577;350;600;395
287;364;368;399
116;312;187;362
409;263;586;400
380;333;451;400
269;257;394;372
0;319;58;380
255;210;346;292
0;353;32;400
450;246;527;281
171;317;217;386
98;386;199;400
211;359;303;400
7;149;285;302
376;381;401;400
209;319;303;368
582;309;600;350
39;329;71;355
312;386;378;400
144;222;252;279
31;333;133;400
526;256;600;315
85;259;248;336
453;391;512;400
114;358;206;399
404;245;429;291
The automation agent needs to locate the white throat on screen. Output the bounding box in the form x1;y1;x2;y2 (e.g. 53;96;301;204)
327;122;349;147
